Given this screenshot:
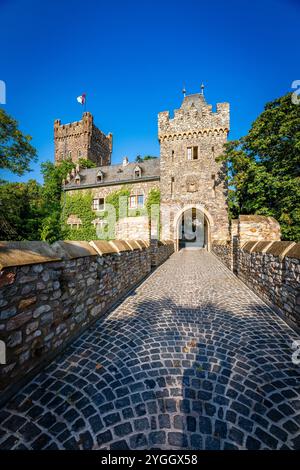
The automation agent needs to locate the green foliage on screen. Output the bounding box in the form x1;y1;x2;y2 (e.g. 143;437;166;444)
219;93;300;241
146;188;161;238
62;191;97;241
40;159;75;241
78;158;96;169
0;179;44;240
105;186;131;220
146;188;160;215
0;109;37;175
135;155;158;162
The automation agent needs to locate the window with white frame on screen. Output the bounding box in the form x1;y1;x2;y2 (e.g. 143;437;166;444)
92;198;105;211
129;194;144;209
187;146;198;160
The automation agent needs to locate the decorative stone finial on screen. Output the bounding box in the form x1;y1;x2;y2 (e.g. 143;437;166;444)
200;83;205;95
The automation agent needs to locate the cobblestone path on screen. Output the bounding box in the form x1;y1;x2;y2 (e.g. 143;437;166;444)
0;250;299;450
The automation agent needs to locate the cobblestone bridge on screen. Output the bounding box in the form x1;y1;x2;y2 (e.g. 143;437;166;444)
0;250;299;450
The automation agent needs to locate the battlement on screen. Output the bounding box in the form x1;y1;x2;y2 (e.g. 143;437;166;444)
54;112;112;166
158;94;229;138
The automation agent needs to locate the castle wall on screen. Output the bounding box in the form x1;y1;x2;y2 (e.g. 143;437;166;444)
158;96;230;246
0;239;174;402
54;112;112;166
211;215;300;328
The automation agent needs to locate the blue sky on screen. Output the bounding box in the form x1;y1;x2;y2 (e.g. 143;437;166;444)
0;0;299;183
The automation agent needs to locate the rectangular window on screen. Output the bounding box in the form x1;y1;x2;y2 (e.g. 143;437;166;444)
129;195;144;209
129;196;136;209
172;150;174;161
92;198;105;211
137;195;144;207
187;146;198;160
171;177;174;196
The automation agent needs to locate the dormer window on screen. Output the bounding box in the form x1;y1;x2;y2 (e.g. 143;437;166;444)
134;166;142;178
96;170;104;183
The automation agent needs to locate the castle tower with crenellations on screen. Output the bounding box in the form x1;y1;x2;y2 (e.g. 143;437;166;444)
158;89;230;247
54;112;112;166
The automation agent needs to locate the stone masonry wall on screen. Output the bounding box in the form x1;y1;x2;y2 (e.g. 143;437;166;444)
211;240;232;269
237;241;300;327
116;216;150;240
0;239;173;401
212;215;299;328
150;240;175;267
54;112;112;166
0;241;151;398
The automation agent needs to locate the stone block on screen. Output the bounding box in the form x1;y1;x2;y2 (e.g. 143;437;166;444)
0;241;60;269
251;241;274;253
124;240;142;251
52;241;97;259
89;240;117;255
265;241;295;258
109;240;131;253
242;242;258;253
285;243;300;260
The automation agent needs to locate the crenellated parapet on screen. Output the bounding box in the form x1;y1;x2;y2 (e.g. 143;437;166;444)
158;94;229;141
54;112;112;166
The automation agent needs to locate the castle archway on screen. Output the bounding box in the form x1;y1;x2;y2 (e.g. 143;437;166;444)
174;206;211;251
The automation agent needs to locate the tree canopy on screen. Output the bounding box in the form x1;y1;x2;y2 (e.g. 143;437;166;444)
0;109;37;175
219;93;300;241
135;155;158;162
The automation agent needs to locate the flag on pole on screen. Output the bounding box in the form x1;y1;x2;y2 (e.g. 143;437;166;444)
77;93;86;105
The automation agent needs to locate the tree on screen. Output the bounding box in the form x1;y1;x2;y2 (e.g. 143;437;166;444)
40;158;95;242
219;93;300;241
0;109;37;175
135;155;158;162
0;179;44;240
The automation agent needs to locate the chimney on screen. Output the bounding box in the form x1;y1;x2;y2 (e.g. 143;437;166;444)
122;156;129;167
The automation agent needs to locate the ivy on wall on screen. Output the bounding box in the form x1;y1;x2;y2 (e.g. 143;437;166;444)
62;191;97;240
61;186;161;241
105;186;131;221
146;188;161;239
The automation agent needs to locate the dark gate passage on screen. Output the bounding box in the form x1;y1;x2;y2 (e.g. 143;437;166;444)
178;208;209;250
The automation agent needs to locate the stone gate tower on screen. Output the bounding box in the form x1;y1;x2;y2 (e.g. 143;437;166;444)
158;89;230;249
54;112;112;166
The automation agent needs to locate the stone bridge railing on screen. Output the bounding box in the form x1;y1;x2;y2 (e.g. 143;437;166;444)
212;215;300;329
0;239;174;403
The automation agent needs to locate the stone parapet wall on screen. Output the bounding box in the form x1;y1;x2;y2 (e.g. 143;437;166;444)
150;240;175;267
237;241;300;327
211;241;232;270
0;239;164;399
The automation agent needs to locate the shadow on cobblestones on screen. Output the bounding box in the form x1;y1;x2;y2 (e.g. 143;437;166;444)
0;251;299;450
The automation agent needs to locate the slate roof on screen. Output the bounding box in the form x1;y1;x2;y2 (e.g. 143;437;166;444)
64;158;160;190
